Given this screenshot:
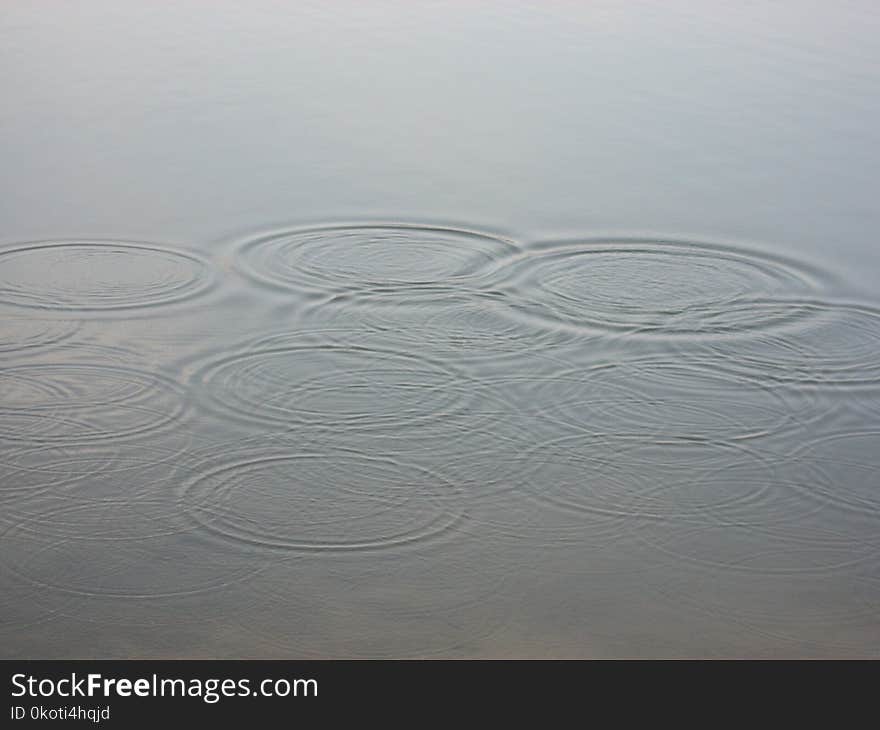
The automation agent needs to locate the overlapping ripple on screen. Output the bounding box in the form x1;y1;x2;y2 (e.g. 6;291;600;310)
0;357;186;443
520;436;822;525
0;438;197;539
299;290;576;365
522;355;821;442
187;329;513;455
0;316;81;357
489;237;828;338
692;302;880;387
3;213;879;658
792;431;880;514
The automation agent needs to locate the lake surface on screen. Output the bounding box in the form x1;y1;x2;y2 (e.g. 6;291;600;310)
2;1;879;658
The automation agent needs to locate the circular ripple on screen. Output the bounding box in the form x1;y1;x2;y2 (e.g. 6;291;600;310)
0;439;197;538
480;435;824;537
237;223;518;294
300;290;578;365
524;437;799;521
618;432;880;575
0;316;81;357
435;432;654;547
0;362;186;443
191;331;484;438
791;431;880;515
695;302;880;387
0;240;214;311
179;448;465;553
633;468;880;578
525;355;818;443
491;238;827;338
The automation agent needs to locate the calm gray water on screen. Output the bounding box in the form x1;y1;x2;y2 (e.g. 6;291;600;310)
2;1;880;658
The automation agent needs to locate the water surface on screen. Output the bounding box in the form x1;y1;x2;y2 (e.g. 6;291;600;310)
2;1;879;658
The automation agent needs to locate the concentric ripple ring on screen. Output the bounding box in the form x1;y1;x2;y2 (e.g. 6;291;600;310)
179;448;465;553
0;240;214;311
236;223;519;294
189;331;483;435
691;302;880;387
490;237;829;338
0;317;81;357
525;355;821;443
0;362;186;443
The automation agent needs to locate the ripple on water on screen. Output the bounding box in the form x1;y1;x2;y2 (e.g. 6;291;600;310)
178;445;466;553
522;355;820;443
693;301;880;388
0;316;81;357
236;223;518;294
0;438;197;539
189;330;507;453
298;287;585;366
791;431;880;515
631;442;880;577
0;356;187;443
0;240;214;311
524;436;823;523
454;434;827;551
489;237;828;338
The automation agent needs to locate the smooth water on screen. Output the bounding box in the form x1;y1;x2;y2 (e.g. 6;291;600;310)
2;1;879;658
